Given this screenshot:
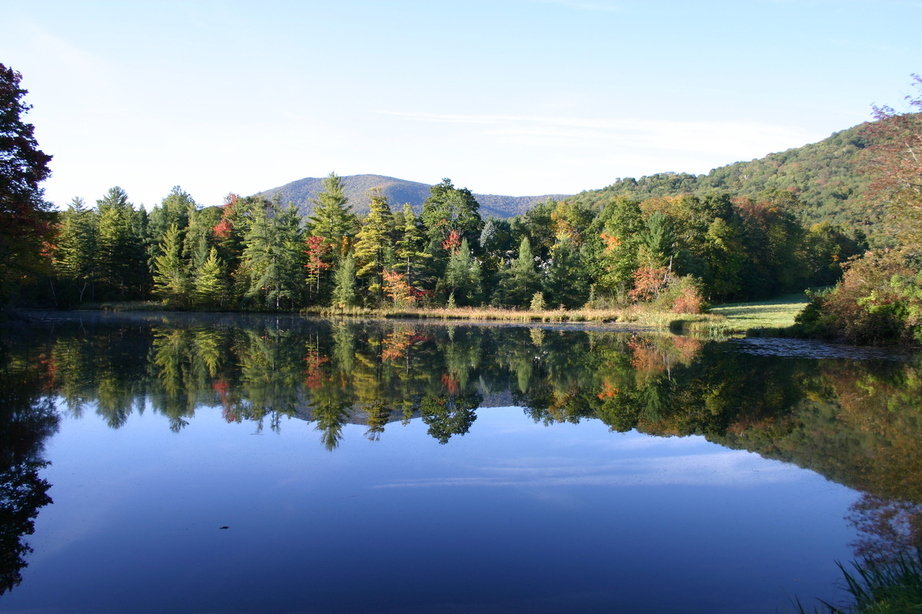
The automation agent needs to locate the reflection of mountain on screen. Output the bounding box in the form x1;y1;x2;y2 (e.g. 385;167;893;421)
17;312;922;556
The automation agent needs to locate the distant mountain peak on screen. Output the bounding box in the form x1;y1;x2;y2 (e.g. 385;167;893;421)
257;174;570;218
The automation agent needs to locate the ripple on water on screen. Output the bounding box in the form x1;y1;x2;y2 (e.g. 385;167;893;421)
729;337;913;361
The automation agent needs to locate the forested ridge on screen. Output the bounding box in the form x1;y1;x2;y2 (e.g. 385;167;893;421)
568;123;881;242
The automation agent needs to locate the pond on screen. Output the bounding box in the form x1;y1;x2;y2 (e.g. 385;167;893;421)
1;312;920;613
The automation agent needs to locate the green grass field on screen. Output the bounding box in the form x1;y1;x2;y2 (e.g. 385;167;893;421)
707;293;809;334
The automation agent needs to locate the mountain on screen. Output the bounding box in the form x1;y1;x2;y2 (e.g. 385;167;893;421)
258;174;570;219
566;122;878;236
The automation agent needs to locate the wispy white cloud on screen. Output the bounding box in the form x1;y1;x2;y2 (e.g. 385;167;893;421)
379;109;820;160
373;450;804;490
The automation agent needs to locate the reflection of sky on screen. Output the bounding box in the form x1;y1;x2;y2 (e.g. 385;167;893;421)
375;448;804;490
4;402;857;614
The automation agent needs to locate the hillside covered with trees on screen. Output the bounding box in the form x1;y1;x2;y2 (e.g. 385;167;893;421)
568;123;882;244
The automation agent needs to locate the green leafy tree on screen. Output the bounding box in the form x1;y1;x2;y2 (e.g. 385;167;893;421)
702;217;745;299
421;179;484;248
593;197;645;299
0;63;53;301
421;179;484;288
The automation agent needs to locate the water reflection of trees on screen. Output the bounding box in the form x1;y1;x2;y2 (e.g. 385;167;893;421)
0;328;59;594
20;316;922;560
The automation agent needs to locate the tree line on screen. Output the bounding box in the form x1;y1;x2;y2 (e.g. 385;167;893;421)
47;174;862;312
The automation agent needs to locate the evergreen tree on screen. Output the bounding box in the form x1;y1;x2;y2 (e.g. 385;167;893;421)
96;187;149;299
544;236;591;309
309;172;357;259
151;223;189;307
442;238;481;306
353;191;395;303
149;186;194;255
239;201;304;310
53;197;98;304
192;247;226;308
494;237;540;308
331;253;357;309
395;203;428;288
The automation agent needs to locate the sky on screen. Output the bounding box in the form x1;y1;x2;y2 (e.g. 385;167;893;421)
3;0;921;209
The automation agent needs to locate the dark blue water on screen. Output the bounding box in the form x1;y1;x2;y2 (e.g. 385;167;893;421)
1;313;917;613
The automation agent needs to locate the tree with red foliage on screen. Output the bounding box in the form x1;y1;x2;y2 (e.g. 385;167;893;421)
0;64;53;301
864;75;922;244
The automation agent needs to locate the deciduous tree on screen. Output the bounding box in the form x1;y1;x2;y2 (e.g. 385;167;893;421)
0;63;53;300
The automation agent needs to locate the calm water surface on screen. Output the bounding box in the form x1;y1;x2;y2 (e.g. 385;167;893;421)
1;312;920;613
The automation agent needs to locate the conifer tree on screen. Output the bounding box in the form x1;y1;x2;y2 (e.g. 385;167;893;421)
442;238;481;306
53;197;98;303
494;237;540;308
395;203;429;287
309;172;356;259
192;247;226;308
543;236;590;309
353;191;395;302
152;223;189;306
331;253;357;309
96;187;149;298
239;201;304;310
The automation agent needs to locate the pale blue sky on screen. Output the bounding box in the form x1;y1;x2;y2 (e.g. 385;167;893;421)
3;0;920;208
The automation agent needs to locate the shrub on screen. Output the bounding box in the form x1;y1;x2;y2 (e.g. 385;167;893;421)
797;249;922;344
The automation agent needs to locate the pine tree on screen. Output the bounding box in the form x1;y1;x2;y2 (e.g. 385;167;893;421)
152;223;189;306
543;236;590;308
192;247;226;308
395;203;429;287
149;186;194;255
442;238;481;306
96;187;149;299
353;191;395;303
309;172;356;259
331;253;357;309
494;237;540;308
53;197;98;303
239;201;304;310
